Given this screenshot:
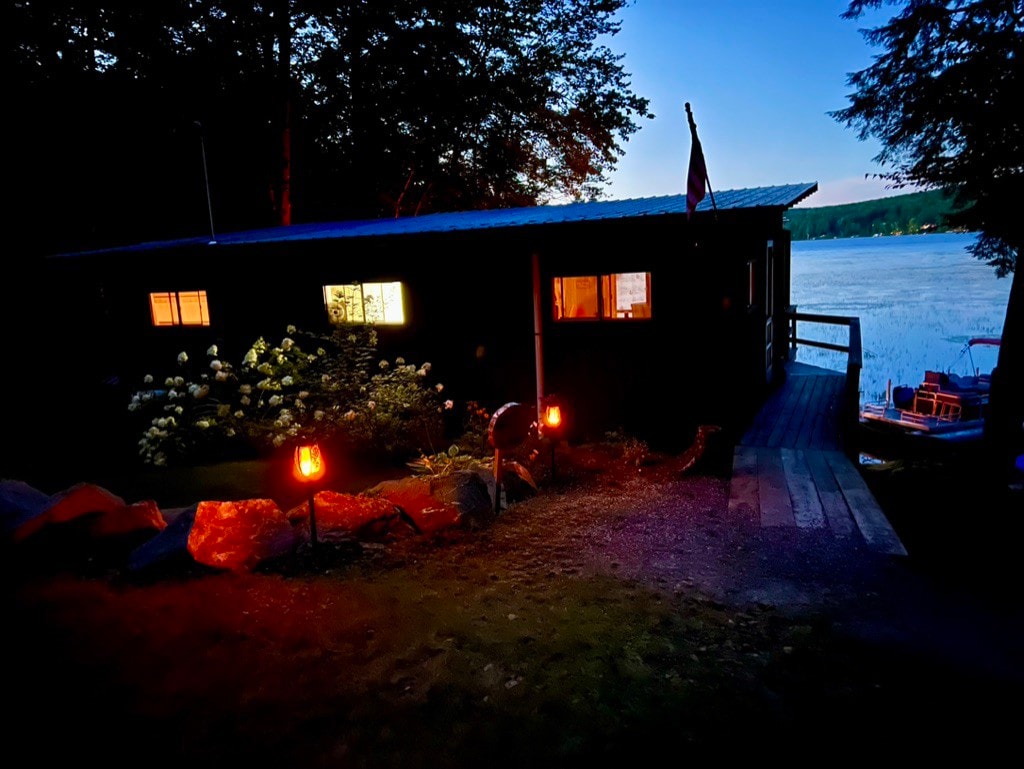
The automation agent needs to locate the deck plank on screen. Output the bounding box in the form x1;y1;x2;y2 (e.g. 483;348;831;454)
824;451;908;555
780;448;826;528
757;448;795;527
804;449;855;536
728;446;759;517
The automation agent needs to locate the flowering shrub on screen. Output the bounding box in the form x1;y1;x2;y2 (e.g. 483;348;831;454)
127;325;452;466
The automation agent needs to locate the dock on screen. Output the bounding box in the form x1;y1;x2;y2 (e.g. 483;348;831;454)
728;355;908;557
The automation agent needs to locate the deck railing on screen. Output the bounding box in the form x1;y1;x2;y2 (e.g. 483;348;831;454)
785;305;863;452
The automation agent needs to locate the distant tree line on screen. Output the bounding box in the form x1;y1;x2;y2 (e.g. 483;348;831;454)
784;189;961;240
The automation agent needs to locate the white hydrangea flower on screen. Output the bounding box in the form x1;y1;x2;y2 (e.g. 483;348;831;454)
286;325;296;334
277;355;286;364
294;399;304;409
421;362;432;373
143;374;154;384
239;384;252;395
207;344;218;356
281;338;294;351
435;383;444;393
234;410;245;418
321;374;331;383
240;396;251;406
367;401;376;410
215;370;229;382
174;376;185;387
210;359;223;371
177;351;188;365
175;406;183;415
396;357;405;365
196;420;210;429
225;428;235;437
298;391;310;399
165;377;175;387
272;434;285;447
128;402;139;412
379;360;389;369
268;394;282;407
243;349;258;366
314;410;325;421
281;375;294;387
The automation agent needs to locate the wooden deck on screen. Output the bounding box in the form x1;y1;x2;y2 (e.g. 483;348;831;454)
729;361;908;556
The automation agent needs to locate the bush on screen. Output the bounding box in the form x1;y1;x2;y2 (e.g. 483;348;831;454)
127;325;453;467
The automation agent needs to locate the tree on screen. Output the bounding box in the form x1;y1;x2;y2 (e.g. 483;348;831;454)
831;0;1023;477
7;1;651;256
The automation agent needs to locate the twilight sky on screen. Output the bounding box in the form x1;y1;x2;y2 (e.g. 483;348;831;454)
601;0;918;208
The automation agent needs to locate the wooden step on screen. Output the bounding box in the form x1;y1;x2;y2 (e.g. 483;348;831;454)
728;446;907;556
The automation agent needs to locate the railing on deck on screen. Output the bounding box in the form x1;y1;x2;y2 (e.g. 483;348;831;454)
785;305;863;453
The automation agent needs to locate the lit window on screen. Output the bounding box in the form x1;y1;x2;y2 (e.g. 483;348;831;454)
324;282;405;325
149;291;210;326
553;272;651;321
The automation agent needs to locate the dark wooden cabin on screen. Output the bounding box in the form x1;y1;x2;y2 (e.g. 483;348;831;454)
38;182;816;456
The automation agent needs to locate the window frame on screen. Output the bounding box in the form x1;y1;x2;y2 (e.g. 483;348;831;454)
149;290;210;327
323;280;406;326
552;271;652;322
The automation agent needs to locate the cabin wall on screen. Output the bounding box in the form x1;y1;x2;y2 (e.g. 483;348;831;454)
38;210;793;462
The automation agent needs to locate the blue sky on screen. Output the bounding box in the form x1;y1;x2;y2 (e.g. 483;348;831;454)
601;0;913;208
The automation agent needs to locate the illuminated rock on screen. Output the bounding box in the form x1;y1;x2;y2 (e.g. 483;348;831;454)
285;490;419;542
188;499;297;571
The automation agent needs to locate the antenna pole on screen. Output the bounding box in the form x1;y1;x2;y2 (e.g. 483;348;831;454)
196;122;217;244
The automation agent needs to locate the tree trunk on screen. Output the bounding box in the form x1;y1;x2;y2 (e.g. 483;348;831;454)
986;252;1023;481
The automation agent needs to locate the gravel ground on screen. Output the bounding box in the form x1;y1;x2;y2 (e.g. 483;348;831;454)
6;440;1024;767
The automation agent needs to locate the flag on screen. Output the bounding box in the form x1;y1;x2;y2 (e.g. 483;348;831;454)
685;102;708;219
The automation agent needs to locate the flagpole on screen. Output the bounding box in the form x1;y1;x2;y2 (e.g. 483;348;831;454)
685;103;717;214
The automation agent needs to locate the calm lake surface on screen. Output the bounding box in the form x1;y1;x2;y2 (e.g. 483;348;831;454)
790;232;1011;406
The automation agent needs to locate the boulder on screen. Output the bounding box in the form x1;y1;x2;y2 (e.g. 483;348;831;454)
0;480;53;536
188;499;298;571
7;481;165;542
285;490;419;542
365;471;496;532
128;504;199;574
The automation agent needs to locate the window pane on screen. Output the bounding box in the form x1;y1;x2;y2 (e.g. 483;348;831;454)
324;282;405;325
150;292;178;326
324;284;364;324
378;281;405;324
555;276;599;319
610;272;651;319
178;290;210;326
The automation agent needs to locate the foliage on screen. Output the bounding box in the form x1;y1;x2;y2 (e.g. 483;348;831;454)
831;0;1023;276
785;190;960;240
127;325;452;467
407;400;542;489
9;1;652;258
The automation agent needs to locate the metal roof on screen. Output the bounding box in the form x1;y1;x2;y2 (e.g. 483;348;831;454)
56;182;817;257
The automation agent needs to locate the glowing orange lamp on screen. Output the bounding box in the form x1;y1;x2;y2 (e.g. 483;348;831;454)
543;403;562;431
293;442;326;552
539;395;566;479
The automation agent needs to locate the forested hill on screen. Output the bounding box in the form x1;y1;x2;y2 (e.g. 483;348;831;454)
784;189;960;240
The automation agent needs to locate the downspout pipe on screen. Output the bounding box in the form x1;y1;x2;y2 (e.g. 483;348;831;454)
532;251;544;419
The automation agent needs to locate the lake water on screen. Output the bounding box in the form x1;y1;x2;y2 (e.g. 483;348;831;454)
790;232;1011;407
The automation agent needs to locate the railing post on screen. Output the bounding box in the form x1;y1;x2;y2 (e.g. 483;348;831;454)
787;304;797;359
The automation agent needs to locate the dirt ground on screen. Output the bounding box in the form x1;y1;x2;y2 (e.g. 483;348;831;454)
6;437;1024;768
